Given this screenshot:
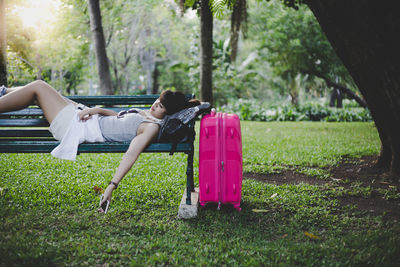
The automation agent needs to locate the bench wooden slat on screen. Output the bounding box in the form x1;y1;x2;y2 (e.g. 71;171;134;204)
0;107;139;117
78;143;193;153
0;108;44;117
0;129;52;137
68;95;156;106
0;119;49;127
0;140;193;153
67;94;193;106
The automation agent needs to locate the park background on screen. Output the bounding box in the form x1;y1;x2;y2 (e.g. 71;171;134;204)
1;0;400;266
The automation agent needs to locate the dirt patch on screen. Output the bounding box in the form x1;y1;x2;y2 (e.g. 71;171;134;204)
329;156;393;187
244;156;400;219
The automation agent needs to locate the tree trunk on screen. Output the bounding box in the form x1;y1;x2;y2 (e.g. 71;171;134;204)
87;0;113;95
230;26;239;63
200;0;213;105
230;3;240;63
152;62;159;94
375;118;392;169
110;56;121;94
0;0;7;86
306;0;400;178
140;47;156;95
289;78;298;105
230;0;246;63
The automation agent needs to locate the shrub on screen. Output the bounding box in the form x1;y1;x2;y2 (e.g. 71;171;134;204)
219;99;372;122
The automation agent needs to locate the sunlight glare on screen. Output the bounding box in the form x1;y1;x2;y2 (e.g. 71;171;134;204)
11;0;62;31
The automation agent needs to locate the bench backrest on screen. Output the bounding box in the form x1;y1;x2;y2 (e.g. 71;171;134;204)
0;94;195;153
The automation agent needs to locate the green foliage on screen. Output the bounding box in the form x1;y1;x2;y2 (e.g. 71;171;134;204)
221;99;372;122
211;0;229;18
5;4;36;86
248;0;357;99
5;0;355;105
6;50;36;86
212;38;241;104
4;0;91;92
157;19;201;95
376;186;400;201
180;31;255;102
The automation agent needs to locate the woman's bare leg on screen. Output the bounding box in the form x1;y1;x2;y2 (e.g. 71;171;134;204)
0;80;69;124
3;86;23;93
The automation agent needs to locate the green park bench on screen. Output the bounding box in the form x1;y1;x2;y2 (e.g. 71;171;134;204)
0;94;196;205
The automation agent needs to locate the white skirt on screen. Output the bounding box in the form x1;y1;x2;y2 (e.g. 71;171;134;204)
49;104;105;160
49;104;77;141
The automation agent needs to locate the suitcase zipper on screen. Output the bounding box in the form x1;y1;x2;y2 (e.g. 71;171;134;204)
218;112;224;210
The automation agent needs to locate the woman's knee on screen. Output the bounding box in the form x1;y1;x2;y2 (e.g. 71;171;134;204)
31;80;49;88
28;80;65;106
30;80;52;95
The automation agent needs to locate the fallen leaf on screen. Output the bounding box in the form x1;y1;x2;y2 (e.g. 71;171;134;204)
281;234;288;238
304;231;320;240
93;186;104;194
271;193;278;198
252;209;269;213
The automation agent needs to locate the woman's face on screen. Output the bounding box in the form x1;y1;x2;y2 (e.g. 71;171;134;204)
150;99;167;119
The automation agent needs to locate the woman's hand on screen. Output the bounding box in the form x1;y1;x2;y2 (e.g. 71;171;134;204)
79;107;98;121
79;107;118;120
96;125;159;213
98;184;114;213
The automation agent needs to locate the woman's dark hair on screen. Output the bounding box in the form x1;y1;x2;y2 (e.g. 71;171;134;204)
159;90;201;115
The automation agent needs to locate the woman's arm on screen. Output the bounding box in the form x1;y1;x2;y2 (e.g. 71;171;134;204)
79;107;118;121
98;123;160;211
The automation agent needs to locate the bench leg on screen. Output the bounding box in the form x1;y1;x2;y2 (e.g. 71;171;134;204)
186;148;194;205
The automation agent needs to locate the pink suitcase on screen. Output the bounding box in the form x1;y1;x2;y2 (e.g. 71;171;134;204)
199;109;243;211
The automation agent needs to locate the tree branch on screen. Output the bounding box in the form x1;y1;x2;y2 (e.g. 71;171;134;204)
309;70;367;108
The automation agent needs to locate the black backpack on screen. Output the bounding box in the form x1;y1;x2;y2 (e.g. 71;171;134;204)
157;102;211;154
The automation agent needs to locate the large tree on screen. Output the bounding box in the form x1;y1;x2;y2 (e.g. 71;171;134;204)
0;0;6;86
283;0;400;177
87;0;113;95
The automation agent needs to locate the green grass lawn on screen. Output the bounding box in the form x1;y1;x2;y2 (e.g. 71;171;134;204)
1;121;399;266
242;122;380;175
